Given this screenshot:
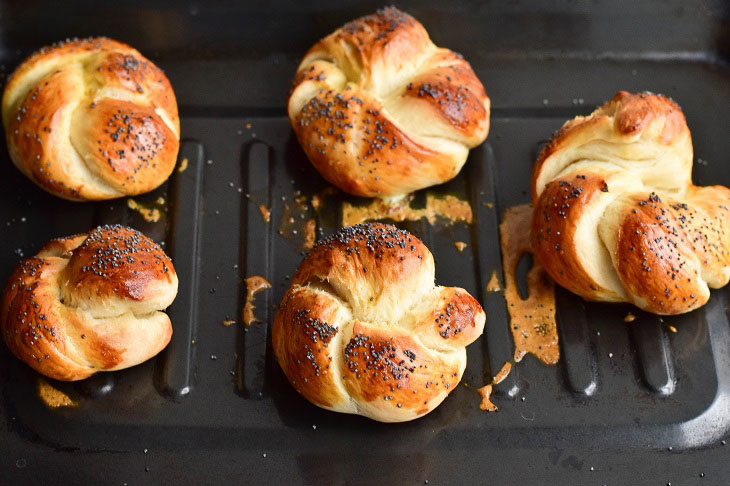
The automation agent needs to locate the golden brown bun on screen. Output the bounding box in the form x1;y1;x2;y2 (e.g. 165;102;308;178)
287;7;490;198
2;37;180;201
1;225;177;380
273;223;485;422
531;91;730;315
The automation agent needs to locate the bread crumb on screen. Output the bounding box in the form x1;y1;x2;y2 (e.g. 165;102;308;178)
127;199;161;223
258;205;271;223
222;320;236;327
486;270;501;292
624;312;636;323
37;378;76;408
178;157;189;172
304;219;316;249
454;241;467;252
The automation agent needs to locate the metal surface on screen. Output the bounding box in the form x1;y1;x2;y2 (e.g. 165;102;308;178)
0;1;729;484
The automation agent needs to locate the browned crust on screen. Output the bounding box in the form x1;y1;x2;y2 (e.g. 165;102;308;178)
2;37;179;201
531;173;613;300
71;98;178;194
292;222;431;291
288;7;489;197
0;225;176;380
272;288;344;408
531;91;687;201
402;50;488;133
528;91;728;315
62;225;175;301
272;223;485;421
613;193;715;314
291;88;457;197
341;322;460;412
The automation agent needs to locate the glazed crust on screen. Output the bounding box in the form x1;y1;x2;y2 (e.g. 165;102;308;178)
0;225;178;380
531;91;730;314
287;7;490;198
272;223;485;422
2;37;180;201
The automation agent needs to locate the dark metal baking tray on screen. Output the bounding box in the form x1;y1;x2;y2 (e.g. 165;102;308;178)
1;1;729;484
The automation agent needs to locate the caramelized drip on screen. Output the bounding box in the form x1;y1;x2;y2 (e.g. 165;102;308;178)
478;384;497;412
342;193;472;227
243;276;272;326
477;361;512;413
492;362;512;385
500;204;559;365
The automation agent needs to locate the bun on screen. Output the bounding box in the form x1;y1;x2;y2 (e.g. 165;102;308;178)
531;91;730;315
2;37;180;201
288;7;490;198
273;223;485;422
1;225;177;380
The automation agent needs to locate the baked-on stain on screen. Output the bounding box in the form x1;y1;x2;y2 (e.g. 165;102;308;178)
454;241;467;252
278;195;313;250
477;361;512;412
243;276;272;326
486;270;501;292
178;157;188;172
37;377;76;408
342;193;472;227
303;219;316;249
500;204;559;365
127;198;161;223
478;384;497;412
258;204;271;224
492;362;512;385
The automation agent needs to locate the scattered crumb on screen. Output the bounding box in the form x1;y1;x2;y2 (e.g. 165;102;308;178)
222;320;236;327
303;219;316;249
258;205;271;223
342;193;472;226
483;202;494;209
454;241;467;252
667;325;678;333
245;123;252;130
37;378;76;408
127;199;161;223
178;157;189;172
624;312;636;323
155;197;166;205
486;270;501;292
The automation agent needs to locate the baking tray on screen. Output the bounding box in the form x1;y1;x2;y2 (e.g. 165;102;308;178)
1;1;729;484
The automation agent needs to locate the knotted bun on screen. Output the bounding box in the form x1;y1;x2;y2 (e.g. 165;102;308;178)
531;91;730;315
1;225;177;380
2;37;180;201
273;223;485;422
288;7;490;198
